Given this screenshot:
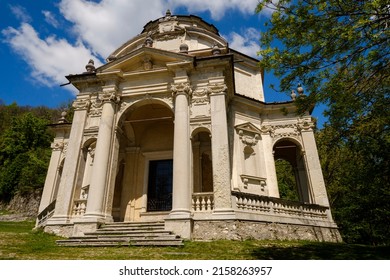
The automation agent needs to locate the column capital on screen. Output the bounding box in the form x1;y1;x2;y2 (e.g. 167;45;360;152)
100;90;121;104
207;82;227;96
72;98;90;111
171;82;192;97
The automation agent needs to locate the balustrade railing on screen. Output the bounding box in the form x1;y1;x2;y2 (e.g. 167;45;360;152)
36;199;56;227
232;191;328;220
72;199;87;216
192;192;214;212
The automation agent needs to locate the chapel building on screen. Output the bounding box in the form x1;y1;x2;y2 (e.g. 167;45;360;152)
37;11;340;242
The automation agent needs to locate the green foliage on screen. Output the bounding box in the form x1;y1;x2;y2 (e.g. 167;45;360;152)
275;159;299;201
257;0;390;244
0;103;60;201
317;126;390;245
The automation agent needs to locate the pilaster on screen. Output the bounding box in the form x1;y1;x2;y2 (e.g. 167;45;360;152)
208;80;234;217
299;120;330;207
38;142;64;213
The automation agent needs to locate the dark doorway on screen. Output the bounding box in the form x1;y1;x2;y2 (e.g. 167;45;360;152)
147;159;173;211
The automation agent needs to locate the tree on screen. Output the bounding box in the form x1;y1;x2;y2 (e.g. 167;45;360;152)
256;0;389;122
0;112;52;200
256;0;390;244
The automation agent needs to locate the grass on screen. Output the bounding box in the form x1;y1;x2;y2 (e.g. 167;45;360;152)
0;220;389;260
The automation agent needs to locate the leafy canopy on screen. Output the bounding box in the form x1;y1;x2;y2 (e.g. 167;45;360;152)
256;0;389;128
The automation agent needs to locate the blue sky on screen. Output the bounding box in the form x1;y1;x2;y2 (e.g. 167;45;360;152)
0;0;327;126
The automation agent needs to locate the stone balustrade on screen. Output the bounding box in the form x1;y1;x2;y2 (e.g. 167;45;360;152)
192;192;214;212
36;200;56;227
232;191;328;220
72;199;87;216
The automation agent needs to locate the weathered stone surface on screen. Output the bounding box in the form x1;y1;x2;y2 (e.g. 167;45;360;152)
0;191;41;220
193;220;342;242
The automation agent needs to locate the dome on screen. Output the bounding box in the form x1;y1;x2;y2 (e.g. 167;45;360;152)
107;10;228;61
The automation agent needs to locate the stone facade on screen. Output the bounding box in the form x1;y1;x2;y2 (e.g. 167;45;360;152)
36;11;340;242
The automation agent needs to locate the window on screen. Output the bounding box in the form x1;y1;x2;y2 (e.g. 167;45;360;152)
147;159;173;211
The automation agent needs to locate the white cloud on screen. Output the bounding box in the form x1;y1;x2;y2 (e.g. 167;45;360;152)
3;0;271;91
59;0;166;58
2;23;100;88
42;10;59;28
225;28;260;58
9;5;32;23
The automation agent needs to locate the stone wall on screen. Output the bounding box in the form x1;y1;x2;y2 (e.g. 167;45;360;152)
192;220;342;242
0;190;41;221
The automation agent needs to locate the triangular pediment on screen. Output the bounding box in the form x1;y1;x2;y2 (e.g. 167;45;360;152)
234;122;261;135
97;47;194;76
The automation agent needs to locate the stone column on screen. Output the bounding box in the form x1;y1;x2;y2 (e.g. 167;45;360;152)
169;81;192;219
48;99;89;224
299;121;330;207
260;126;280;198
208;82;234;216
83;90;118;222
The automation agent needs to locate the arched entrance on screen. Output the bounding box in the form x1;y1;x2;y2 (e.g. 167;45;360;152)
112;101;174;222
273;139;312;203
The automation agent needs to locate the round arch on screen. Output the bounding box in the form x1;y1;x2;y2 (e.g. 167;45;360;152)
112;99;175;221
273;138;312;203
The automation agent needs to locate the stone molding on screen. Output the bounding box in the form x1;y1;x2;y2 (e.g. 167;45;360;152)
72;98;90;111
207;83;227;95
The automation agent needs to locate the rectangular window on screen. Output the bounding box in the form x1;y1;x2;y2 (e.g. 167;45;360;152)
147;159;173;211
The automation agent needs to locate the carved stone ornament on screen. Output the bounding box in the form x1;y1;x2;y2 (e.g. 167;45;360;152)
235;123;261;147
51;142;64;151
239;130;260;146
262;123;300;139
89;97;103;117
297;119;315;131
260;125;273;135
207;83;227;95
191;88;209;104
72;98;90;111
171;82;192;97
143;55;153;70
100;90;120;103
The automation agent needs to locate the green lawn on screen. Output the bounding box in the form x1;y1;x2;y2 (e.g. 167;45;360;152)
0;220;389;260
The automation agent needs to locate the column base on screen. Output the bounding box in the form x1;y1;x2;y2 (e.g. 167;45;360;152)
168;209;192;219
165;217;193;240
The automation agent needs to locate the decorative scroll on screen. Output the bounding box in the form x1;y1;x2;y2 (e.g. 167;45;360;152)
72;98;90;111
171;82;192;97
207;83;227;95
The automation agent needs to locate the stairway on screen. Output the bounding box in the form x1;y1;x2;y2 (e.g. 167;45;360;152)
56;221;183;247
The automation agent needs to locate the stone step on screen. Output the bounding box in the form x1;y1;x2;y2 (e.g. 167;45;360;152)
86;229;172;235
57;237;131;247
57;237;183;247
131;240;184;246
92;234;178;239
101;222;164;228
56;222;183;247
